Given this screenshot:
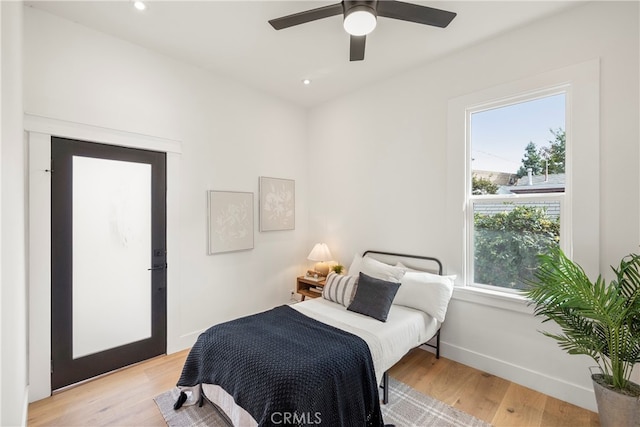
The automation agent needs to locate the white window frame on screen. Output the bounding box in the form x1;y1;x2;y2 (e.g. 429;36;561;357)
445;60;599;312
466;88;571;294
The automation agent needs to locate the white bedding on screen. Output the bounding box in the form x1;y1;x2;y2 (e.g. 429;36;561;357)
292;298;439;385
196;299;440;426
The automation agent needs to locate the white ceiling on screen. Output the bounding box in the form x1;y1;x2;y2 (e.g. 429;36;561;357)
25;1;581;107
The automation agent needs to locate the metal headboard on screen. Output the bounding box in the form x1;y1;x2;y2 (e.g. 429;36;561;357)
362;250;445;404
362;250;443;275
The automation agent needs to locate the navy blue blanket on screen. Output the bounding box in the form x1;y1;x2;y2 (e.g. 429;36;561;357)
177;305;383;427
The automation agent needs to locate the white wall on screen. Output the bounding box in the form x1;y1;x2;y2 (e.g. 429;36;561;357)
1;1;28;425
1;4;4;420
308;1;639;411
19;0;640;415
23;6;309;401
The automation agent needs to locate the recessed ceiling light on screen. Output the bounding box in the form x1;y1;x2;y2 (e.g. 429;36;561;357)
302;79;311;85
134;1;146;11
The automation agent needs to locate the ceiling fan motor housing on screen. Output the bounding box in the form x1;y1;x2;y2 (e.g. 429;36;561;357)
343;0;379;17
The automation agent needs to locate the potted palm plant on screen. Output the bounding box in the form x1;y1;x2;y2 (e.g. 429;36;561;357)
523;247;640;427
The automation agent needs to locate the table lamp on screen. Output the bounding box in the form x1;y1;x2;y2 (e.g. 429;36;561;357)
307;243;333;277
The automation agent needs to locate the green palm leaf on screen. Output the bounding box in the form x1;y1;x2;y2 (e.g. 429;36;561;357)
523;247;640;393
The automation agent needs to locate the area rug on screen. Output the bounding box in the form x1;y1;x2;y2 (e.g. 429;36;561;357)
154;378;491;427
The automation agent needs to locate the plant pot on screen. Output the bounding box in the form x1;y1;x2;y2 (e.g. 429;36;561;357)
591;374;640;427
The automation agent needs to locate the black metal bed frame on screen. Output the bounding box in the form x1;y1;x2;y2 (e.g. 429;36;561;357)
362;250;443;405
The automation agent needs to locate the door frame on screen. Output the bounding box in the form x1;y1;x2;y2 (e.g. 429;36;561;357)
26;114;182;401
51;137;167;390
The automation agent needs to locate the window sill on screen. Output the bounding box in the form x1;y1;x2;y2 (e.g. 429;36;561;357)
452;285;533;315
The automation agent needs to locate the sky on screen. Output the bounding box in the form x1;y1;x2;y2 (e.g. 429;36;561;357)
471;93;565;174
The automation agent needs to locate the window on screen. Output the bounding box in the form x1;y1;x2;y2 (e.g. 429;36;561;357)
467;91;567;292
446;60;599;307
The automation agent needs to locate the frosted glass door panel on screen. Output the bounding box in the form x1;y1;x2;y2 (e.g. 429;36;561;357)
72;156;152;359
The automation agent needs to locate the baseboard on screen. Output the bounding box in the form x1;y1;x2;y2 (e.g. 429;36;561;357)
2;385;30;425
439;341;597;412
167;329;204;354
21;386;29;426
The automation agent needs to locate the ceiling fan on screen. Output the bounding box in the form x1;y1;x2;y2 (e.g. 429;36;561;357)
268;0;456;61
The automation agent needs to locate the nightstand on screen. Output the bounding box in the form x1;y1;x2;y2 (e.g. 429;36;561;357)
296;276;326;301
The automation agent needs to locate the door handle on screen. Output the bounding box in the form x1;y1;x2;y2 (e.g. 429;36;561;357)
148;263;167;271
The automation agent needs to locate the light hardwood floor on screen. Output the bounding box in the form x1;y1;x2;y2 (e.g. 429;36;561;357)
28;348;599;427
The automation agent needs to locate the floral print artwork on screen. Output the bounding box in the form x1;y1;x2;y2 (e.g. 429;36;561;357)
260;177;295;231
208;191;253;253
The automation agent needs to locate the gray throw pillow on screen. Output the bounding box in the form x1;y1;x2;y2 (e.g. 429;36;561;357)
347;272;401;322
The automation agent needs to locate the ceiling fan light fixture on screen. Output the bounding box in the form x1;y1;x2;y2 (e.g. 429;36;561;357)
343;6;377;36
269;1;456;62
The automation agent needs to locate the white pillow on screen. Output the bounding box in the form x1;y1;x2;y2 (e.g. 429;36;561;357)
361;256;405;282
347;253;363;277
395;261;421;272
395;261;439;275
394;271;455;323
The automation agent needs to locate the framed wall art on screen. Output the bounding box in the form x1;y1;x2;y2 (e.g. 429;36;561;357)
259;176;295;231
208;190;254;254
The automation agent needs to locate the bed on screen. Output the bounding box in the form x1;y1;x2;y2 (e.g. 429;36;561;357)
174;250;454;426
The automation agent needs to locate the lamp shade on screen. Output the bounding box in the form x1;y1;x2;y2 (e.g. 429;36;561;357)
343;5;377;36
307;243;333;262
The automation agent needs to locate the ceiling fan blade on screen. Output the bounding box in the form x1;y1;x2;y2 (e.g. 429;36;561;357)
377;1;456;28
269;3;344;30
350;35;366;61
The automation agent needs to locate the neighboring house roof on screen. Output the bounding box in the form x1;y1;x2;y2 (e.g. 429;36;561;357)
516;173;566;187
500;173;565;194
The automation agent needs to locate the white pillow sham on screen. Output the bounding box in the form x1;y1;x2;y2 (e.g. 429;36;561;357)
347;253;364;277
395;261;422;272
395;261;440;275
361;256;405;282
394;271;455;323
